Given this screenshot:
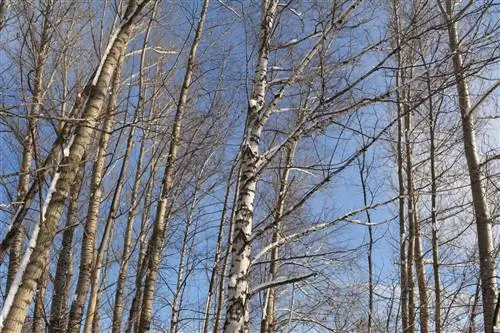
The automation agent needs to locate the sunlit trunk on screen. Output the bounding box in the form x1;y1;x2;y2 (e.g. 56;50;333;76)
138;1;209;331
0;3;148;331
442;1;498;330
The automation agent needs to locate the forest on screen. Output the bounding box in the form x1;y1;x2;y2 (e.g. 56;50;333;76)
0;0;499;332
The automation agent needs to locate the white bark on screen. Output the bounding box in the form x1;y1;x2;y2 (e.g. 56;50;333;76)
0;137;73;331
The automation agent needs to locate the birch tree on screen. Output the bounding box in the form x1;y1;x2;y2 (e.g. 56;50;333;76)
0;1;150;331
439;0;498;330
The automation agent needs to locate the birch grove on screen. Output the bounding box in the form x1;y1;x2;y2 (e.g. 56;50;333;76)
0;0;498;332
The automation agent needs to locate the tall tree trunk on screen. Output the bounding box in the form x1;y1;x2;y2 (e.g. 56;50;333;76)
404;62;429;332
213;164;241;333
392;0;409;329
404;86;416;333
82;50;125;333
358;150;374;333
441;1;498;330
223;1;278;332
7;1;51;292
261;141;296;333
170;180;203;333
426;65;442;333
202;154;238;333
138;1;209;331
49;166;84;333
112;48;155;333
413;205;430;333
0;3;148;332
67;64;121;333
125;155;157;333
7;125;33;295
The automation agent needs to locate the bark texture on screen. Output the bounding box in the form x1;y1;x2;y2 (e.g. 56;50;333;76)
81;51;125;333
223;2;279;332
442;1;498;330
0;3;147;331
49;166;84;333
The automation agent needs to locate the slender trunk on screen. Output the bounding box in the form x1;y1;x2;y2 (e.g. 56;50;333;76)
32;268;48;333
67;67;120;333
427;68;442;333
404;87;416;333
397;81;409;333
170;187;201;333
392;0;409;329
111;4;156;331
125;158;157;333
223;2;278;331
403;63;429;331
493;292;499;330
49;166;84;333
261;142;296;333
0;4;147;331
138;1;209;330
213;164;241;333
8;129;33;294
413;207;429;333
201;156;238;333
7;3;50;291
82;51;125;333
358;152;374;333
442;1;497;330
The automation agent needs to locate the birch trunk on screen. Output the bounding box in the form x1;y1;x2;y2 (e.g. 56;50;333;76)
404;86;416;333
223;2;278;331
125;157;157;333
32;268;48;333
111;44;153;333
213;165;241;333
202;153;239;333
170;186;201;333
49;166;84;333
7;123;33;294
0;3;147;331
397;74;409;333
413;207;429;333
67;68;120;333
81;51;125;333
7;3;50;291
426;67;442;333
359;151;374;333
393;0;409;328
442;1;498;330
404;65;429;332
261;142;296;333
138;1;208;330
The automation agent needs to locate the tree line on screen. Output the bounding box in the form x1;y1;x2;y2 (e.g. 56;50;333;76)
0;0;498;332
